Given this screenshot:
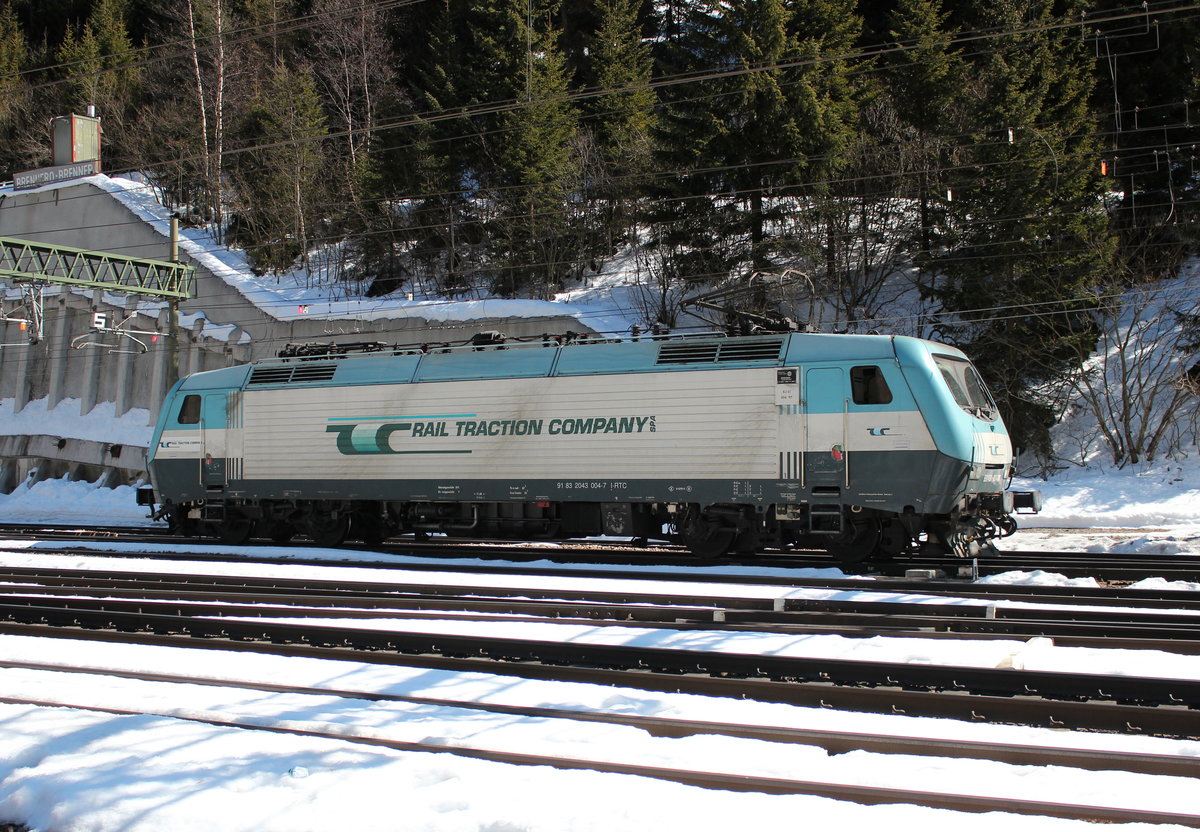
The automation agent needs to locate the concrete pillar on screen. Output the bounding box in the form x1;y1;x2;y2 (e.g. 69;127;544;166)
113;348;134;417
187;317;205;377
112;296;138;417
26;458;50;486
46;292;70;409
0;461;19;495
79;293;103;415
11;332;32;412
149;307;171;423
226;327;250;366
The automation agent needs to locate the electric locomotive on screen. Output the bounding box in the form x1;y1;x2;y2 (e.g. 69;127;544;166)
141;331;1040;562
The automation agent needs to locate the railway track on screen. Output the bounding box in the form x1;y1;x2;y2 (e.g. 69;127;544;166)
0;545;1197;823
2;541;1199;616
0;559;1199;733
3;521;1200;583
0;658;1196;826
1;563;1200;653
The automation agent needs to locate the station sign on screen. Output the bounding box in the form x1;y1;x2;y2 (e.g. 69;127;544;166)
13;159;101;190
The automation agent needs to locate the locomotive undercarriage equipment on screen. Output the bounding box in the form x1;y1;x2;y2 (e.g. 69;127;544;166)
768;505;919;563
672;503;774;557
922;499;1022;558
674;504;739;557
157;493;1008;566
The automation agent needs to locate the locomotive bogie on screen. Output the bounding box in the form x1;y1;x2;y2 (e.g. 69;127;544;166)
144;332;1039;562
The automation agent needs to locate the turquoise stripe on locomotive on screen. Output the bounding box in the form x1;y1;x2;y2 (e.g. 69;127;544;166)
142;332;1040;563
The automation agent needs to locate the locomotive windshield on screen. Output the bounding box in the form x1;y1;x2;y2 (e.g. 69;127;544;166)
933;355;998;420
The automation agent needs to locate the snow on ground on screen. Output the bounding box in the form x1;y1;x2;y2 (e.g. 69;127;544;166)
0;461;1198;830
1005;456;1200;558
0;398;153;449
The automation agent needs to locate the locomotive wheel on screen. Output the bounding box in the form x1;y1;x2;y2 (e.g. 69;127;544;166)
216;516;254;546
169;513;200;538
262;521;295;544
352;513;387;547
874;518;910;560
678;509;736;558
824;518;881;565
308;513;350;547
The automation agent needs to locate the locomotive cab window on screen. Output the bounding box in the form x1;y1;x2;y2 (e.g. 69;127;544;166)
933;355;998;420
177;394;201;425
851;366;892;405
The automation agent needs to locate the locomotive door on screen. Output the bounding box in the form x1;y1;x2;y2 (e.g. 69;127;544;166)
200;393;228;486
803;367;848;489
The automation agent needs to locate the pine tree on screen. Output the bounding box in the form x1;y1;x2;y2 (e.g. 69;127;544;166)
489;17;580;297
450;0;580;297
642;0;734;301
55;0;138;114
229;64;328;272
928;0;1117;457
0;4;28;125
0;2;35;177
655;0;861;268
381;0;485;296
582;0;657;251
711;0;798;271
885;0;963;259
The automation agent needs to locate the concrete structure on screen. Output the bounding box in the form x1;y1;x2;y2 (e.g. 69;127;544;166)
0;178;595;493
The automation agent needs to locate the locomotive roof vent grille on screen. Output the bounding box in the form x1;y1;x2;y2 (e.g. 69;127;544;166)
248;364;338;385
656;338;784;365
290;364;339;382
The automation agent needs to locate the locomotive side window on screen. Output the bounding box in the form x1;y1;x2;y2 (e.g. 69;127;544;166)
177;394;201;425
851;366;892;404
933;355;998;420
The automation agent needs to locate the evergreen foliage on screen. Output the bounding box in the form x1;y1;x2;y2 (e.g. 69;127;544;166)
1090;0;1200;283
923;0;1117;456
582;0;656;252
0;4;28;126
228;63;328;272
486;8;580;298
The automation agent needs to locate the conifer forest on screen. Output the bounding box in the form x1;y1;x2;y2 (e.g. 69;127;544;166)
0;0;1198;462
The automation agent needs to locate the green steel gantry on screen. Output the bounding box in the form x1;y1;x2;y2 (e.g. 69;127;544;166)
0;235;193;298
0;235;194;344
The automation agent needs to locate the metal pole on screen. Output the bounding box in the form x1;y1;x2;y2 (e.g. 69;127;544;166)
168;215;181;388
